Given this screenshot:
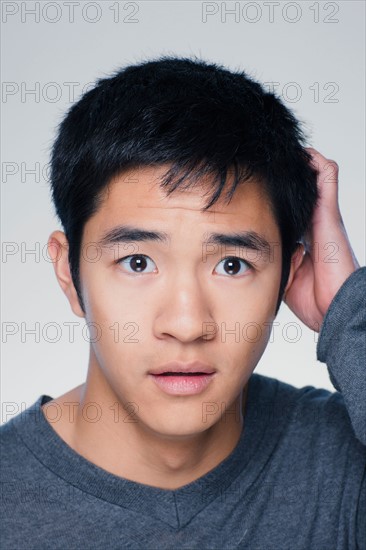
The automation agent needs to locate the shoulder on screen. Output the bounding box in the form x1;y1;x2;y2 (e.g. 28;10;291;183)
0;396;52;473
1;411;24;452
252;373;365;451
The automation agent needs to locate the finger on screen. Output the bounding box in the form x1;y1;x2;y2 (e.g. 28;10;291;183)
305;148;341;221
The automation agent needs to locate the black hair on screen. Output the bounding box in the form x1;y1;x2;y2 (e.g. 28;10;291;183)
49;55;318;314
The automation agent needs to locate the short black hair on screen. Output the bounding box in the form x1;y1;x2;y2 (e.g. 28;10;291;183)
49;55;318;314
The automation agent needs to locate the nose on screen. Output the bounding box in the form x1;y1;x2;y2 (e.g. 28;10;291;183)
153;273;216;343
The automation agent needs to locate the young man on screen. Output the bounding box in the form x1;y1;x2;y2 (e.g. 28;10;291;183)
1;56;365;549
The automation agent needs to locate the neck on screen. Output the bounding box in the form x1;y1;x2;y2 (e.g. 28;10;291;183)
42;369;248;490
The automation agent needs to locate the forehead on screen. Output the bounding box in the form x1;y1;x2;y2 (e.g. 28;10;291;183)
87;164;279;238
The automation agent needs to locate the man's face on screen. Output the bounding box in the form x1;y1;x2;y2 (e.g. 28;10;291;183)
77;166;282;437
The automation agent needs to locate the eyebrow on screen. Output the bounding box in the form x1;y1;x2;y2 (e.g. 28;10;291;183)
98;224;272;258
99;225;170;247
205;231;271;258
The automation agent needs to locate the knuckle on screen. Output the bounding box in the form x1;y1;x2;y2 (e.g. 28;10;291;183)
327;160;339;172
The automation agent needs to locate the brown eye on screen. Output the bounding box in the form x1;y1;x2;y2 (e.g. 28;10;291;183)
130;256;146;272
117;255;156;274
214;257;251;277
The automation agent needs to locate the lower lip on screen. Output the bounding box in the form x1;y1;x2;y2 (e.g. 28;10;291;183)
149;373;216;395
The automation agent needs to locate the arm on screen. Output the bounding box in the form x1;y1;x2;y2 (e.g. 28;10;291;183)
284;149;365;546
284;148;365;444
317;266;366;445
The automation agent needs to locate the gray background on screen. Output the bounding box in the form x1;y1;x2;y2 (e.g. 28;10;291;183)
1;1;365;421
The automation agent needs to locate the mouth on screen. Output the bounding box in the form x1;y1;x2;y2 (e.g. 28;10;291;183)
148;361;216;376
153;372;212;376
148;362;216;395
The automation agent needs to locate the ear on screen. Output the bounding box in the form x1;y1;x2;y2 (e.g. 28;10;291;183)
283;242;305;296
47;230;85;318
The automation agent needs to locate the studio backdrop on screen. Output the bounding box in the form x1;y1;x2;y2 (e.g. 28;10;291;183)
1;0;365;420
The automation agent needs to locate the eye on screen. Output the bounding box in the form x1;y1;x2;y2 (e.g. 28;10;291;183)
214;256;251;277
116;254;157;274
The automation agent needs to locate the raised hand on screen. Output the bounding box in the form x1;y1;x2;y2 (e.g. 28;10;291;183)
284;148;360;331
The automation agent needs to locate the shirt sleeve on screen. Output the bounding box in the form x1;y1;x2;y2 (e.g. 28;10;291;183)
356;467;366;549
316;266;366;446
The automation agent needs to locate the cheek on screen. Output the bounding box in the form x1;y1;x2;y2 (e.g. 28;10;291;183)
81;263;159;350
81;263;138;322
80;270;138;364
214;271;280;364
218;268;280;323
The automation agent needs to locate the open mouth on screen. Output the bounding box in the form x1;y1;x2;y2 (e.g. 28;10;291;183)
149;371;216;395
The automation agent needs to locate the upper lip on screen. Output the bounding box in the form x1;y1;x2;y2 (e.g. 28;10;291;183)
148;361;216;375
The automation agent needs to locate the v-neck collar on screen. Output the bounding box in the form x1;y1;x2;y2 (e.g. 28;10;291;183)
12;373;281;529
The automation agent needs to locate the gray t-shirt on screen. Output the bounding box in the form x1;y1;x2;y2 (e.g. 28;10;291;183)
1;267;365;550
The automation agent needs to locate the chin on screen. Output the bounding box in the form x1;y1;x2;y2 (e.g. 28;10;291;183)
142;414;217;439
